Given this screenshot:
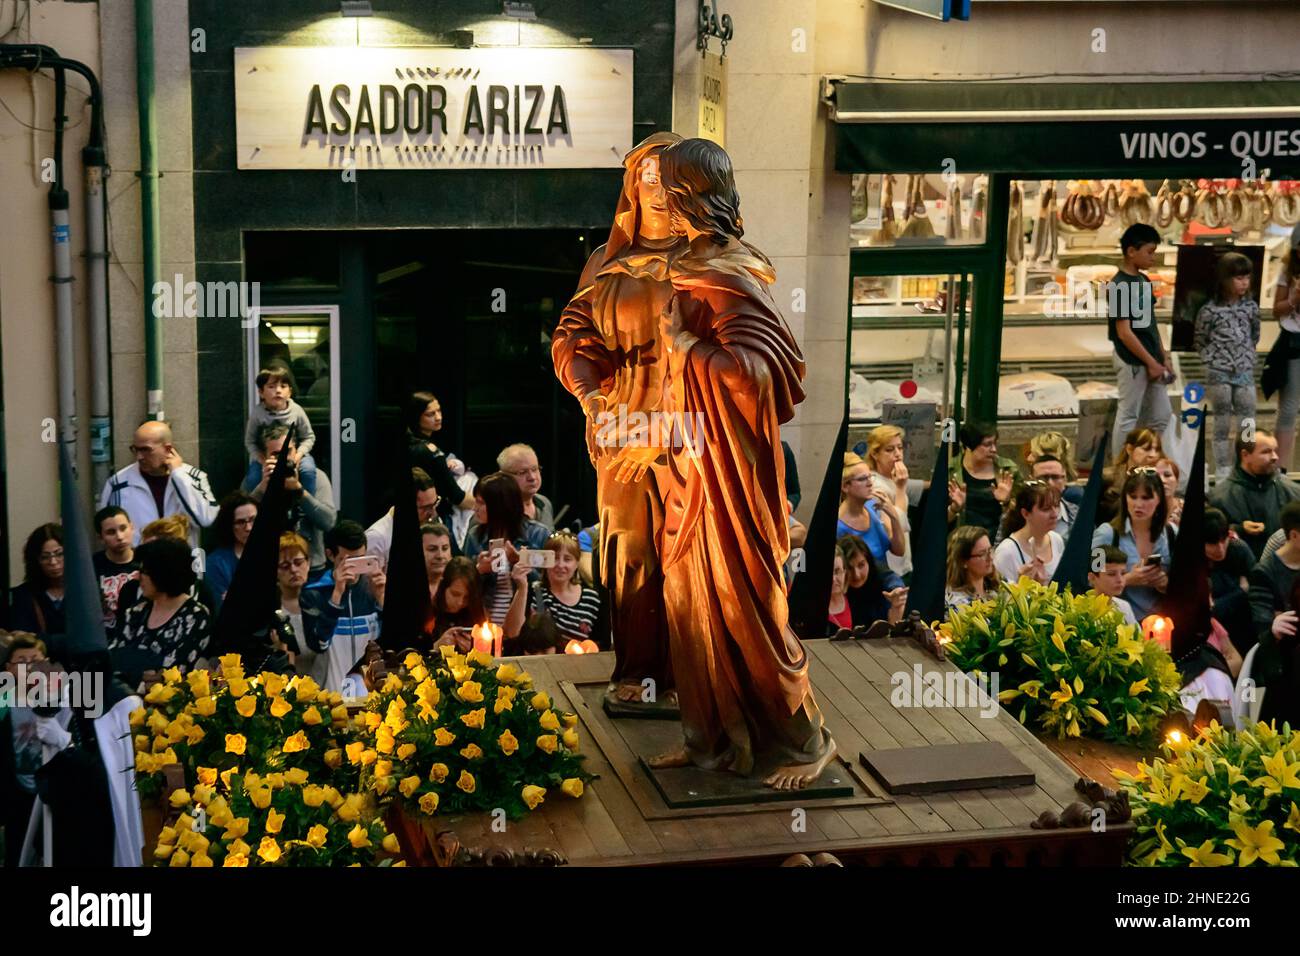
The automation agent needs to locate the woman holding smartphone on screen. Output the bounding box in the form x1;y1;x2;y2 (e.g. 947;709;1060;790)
503;531;604;652
461;472;551;625
430;556;489;652
1090;466;1173;619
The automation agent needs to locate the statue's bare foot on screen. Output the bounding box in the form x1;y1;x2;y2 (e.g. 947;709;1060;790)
613;681;642;703
763;737;838;791
646;746;692;769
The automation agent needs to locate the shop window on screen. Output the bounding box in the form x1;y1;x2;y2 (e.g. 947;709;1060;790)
850;173;989;248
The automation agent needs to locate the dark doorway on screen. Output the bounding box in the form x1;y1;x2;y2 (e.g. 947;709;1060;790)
245;229;598;531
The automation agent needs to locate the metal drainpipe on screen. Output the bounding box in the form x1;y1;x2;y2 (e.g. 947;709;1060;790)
135;0;163;420
49;65;77;455
86;141;111;489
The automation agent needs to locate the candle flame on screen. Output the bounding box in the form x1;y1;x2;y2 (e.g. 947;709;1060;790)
564;640;585;655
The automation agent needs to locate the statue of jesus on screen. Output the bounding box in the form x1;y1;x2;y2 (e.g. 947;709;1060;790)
646;138;837;790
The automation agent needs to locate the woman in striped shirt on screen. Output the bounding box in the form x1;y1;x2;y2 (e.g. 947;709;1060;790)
504;531;604;653
462;472;550;625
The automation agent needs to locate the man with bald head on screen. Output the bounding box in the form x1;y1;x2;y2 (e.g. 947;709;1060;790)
98;421;219;547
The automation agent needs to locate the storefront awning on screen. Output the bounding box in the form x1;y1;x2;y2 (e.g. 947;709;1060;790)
825;78;1300;178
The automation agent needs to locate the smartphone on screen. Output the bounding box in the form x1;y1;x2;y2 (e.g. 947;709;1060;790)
489;537;506;553
518;548;556;569
344;555;382;576
1143;554;1163;568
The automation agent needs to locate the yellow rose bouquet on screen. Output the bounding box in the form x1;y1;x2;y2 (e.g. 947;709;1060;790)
353;649;591;819
155;770;403;867
1117;720;1300;867
941;579;1183;745
131;656;355;803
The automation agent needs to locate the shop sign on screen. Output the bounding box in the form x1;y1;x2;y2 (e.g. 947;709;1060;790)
698;52;726;147
234;46;633;170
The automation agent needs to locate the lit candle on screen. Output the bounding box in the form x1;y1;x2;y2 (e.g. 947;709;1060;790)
564;640;586;655
472;623;494;657
1141;614;1173;652
492;623;503;659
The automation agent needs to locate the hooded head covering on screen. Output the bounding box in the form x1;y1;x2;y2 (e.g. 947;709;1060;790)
601;131;683;267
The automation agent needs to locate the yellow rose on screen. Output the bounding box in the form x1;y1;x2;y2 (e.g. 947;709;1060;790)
186;670;210;698
169;788;192;808
147;710;168;734
134;736;150;758
154;843;175;860
282;731;310;754
306;824;328;848
399;775;422;798
269;697;293;719
331;704;349;724
185;725;205;746
250;786;272;810
417;701;439;722
522;784;546;810
227;677;250;698
225;734;247;756
466;648;493;668
381;672;404;694
375;759;393;779
257;836;282;863
438;644;457;660
531;691;551;712
192;783;215;805
396;743;417;761
456;770;476;794
218;653;244;679
347;824;371;849
235;695;257;719
157;826;178;846
539;710;560;731
303;785;326;808
562;713;578;728
265;772;285;789
161;666;182;685
434;727;457;747
429;763;449;783
419;792;440;814
376;724;395;754
291;675;320;702
223;817;249;841
409;664;429;683
321;786;343;809
460;743;483;760
143;684;175;705
494;699;513;716
178;829;209;855
266;808;285;834
495;663;520;684
345;741;366;764
536;734;558;754
359;749;377;767
498;730;519;755
363;711;382;731
193;695;217;717
403;651;425;670
229;838;252;858
382;833;400;854
223;852;249;868
190;850;214;868
262;672;288;699
244;772;261;790
169;848;190;868
129;707;146;728
562;728;580;751
457;681;484;704
323;748;342;769
561;778;584;798
337;793;366;822
461;708;486;729
220;767;240;790
284;767;309;786
302;706;322;726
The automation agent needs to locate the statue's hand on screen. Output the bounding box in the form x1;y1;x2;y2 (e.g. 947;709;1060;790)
606;443;663;485
659;295;684;350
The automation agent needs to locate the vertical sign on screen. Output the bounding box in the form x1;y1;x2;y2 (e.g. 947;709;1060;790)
698;52;726;147
881;401;938;479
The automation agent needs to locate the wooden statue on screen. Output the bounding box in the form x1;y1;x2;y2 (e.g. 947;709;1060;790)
644;138;837;790
553;132;685;711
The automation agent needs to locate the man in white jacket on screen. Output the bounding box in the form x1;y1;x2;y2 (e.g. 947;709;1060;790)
98;421;219;548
